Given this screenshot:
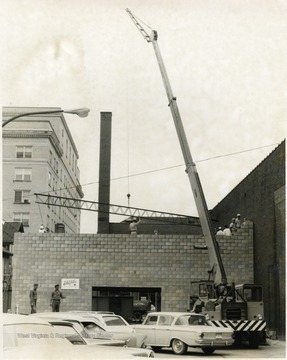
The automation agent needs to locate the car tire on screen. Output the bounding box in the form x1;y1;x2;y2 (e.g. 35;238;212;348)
151;346;162;352
202;347;215;355
134;312;143;322
171;339;187;355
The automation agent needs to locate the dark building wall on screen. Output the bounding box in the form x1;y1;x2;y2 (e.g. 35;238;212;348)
210;141;285;339
109;222;203;235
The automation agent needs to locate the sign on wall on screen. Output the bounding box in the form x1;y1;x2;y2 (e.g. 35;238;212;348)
61;278;79;289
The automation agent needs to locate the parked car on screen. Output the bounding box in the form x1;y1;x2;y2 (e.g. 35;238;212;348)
69;311;148;348
133;311;234;355
3;313;154;359
30;312;147;348
38;318;126;347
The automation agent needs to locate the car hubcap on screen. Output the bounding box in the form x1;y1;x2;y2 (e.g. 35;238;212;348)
174;339;183;352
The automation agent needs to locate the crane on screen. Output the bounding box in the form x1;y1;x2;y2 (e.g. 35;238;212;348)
126;8;227;290
126;9;266;347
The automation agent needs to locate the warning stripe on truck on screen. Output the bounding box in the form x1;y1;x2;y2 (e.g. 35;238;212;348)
209;320;266;332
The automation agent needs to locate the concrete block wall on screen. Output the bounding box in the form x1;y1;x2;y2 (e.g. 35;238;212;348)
11;223;254;314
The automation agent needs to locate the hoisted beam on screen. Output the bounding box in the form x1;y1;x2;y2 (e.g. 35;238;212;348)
34;193;200;225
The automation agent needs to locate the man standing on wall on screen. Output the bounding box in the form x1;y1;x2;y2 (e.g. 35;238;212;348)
50;284;65;312
29;283;38;313
129;217;141;234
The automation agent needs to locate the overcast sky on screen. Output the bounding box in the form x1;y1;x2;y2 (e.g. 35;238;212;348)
1;0;286;233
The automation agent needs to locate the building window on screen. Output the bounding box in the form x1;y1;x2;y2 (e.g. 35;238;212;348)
16;146;32;158
13;212;29;226
14;190;31;204
14;168;32;181
48;171;51;186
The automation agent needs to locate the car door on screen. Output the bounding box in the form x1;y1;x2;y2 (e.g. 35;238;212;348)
155;315;174;346
136;314;158;345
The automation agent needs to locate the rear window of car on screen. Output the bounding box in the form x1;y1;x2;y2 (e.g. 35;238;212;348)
102;316;127;326
158;315;174;325
144;315;158;325
175;315;207;325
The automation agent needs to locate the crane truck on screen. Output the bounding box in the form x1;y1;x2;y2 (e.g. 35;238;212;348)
126;9;266;348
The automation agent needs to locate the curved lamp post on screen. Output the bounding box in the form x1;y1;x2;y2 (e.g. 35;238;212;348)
2;108;90;128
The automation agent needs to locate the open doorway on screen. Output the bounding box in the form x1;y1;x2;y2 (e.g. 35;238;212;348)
92;286;161;323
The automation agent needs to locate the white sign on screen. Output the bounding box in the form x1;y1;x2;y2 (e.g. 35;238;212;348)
61;278;79;289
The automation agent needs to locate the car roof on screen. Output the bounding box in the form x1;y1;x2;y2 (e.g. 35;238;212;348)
146;312;203;316
2;313;54;325
30;312;103;323
68;311;115;314
32;317;76;325
30;312;85;319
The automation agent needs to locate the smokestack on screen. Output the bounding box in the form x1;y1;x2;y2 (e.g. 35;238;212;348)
97;112;112;234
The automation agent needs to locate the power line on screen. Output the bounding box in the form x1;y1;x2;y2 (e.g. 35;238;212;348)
82;142;279;185
2;142;279;202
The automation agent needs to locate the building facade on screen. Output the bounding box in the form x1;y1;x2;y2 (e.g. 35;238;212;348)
11;223;254;316
2;106;84;234
210;140;285;339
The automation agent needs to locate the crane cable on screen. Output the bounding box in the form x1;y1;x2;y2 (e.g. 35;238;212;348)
126;44;131;207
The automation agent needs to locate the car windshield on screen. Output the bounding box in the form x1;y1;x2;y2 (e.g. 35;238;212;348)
52;324;86;345
102;316;127;326
4;323;68;349
175;315;207;326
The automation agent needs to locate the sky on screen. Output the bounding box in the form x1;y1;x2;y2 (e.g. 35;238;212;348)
1;0;286;233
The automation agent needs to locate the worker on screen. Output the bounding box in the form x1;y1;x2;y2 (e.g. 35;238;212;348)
223;225;232;236
235;214;241;229
229;218;237;235
50;284;65;312
29;283;38;313
216;227;224;235
129;218;141;235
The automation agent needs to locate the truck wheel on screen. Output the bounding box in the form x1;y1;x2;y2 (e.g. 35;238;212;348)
249;333;260;349
202;347;215;354
171;338;187;355
133;312;142;322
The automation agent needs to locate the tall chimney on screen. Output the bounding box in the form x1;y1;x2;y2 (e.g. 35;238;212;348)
97;112;112;233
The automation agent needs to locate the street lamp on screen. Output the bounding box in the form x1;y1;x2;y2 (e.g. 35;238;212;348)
2;108;90;128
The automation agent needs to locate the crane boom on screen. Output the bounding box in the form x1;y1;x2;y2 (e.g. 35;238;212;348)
126;8;227;288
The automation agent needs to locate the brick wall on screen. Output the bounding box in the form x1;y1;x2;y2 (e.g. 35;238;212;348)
12;224;254;314
210;141;285;338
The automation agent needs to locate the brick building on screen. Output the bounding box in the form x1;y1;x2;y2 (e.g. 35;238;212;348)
11;223;254;317
2;106;84;233
211;140;285;339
